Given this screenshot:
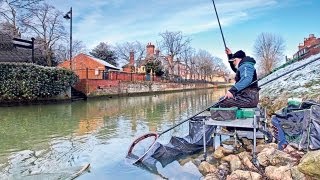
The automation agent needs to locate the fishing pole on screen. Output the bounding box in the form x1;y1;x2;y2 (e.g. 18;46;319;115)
211;0;227;50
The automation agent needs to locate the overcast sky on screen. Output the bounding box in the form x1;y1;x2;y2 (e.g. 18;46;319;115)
49;0;319;61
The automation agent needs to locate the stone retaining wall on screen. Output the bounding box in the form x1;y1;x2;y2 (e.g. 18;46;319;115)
74;79;226;97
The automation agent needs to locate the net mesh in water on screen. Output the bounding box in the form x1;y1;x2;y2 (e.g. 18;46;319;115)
127;116;215;172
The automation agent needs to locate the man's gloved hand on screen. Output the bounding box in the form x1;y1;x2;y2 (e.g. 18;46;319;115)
224;91;234;99
225;47;232;55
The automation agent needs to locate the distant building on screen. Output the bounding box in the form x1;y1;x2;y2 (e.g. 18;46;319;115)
58;53;120;79
293;34;320;60
122;42;187;78
121;42;226;82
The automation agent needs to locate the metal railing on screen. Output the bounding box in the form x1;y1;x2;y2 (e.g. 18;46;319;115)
73;68;227;84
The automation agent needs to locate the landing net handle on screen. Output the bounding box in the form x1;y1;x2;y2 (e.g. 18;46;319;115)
127;132;158;163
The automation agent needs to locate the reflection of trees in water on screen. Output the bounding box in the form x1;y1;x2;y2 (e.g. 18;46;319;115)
0;88;226;178
0;104;76;155
78;88;226;136
0;89;226;154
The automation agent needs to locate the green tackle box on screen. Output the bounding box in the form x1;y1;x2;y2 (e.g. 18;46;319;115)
287;98;302;107
236;108;255;119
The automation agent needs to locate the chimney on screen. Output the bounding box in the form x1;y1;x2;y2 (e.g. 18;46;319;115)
309;34;315;38
129;51;134;65
146;42;155;56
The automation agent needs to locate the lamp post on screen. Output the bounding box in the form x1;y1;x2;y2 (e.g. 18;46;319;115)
64;7;72;70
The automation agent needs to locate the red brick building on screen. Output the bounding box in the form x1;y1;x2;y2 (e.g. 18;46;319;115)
58;53;120;79
122;42;188;78
293;34;320;60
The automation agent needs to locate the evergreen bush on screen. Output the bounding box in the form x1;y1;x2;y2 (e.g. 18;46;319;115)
0;63;78;101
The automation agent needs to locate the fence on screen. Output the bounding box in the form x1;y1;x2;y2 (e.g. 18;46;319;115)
73;68;162;82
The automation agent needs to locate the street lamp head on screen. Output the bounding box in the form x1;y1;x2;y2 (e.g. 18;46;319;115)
63;8;72;20
63;13;71;19
63;7;72;70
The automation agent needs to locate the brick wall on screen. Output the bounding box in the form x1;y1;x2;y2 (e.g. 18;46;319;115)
74;79;212;97
108;71;161;81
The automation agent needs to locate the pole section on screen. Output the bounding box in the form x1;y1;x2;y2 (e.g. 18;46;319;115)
211;0;227;49
70;7;73;70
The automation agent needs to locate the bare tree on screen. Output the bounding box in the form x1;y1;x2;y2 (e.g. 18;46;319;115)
55;40;87;63
115;41;145;66
179;46;195;79
158;30;191;73
211;56;228;74
192;49;228;81
0;0;43;36
194;50;214;80
21;3;66;66
254;32;285;76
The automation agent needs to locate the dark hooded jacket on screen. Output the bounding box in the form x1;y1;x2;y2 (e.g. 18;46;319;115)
227;55;259;96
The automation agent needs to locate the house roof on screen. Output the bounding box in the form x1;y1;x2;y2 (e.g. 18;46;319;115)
85;54;120;70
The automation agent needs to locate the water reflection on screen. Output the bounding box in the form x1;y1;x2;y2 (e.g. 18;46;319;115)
0;88;226;179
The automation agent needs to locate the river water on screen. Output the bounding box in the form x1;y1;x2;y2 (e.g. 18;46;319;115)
0;88;226;180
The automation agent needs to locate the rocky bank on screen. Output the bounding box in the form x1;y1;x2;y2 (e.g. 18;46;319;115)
191;55;320;179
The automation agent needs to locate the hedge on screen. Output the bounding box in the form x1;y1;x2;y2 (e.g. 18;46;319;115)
0;63;78;101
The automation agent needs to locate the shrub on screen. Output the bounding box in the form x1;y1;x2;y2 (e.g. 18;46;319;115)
0;63;78;101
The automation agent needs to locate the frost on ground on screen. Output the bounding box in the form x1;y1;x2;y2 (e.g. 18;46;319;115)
258;54;320;114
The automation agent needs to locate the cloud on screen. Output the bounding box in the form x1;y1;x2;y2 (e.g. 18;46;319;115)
48;0;279;49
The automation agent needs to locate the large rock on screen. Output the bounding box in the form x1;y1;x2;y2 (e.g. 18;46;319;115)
291;166;306;180
237;151;252;161
298;150;320;179
257;147;297;166
265;165;292;180
256;143;278;153
217;162;230;173
284;145;305;160
236;151;258;171
222;154;242;172
213;146;225;159
198;161;218;176
204;173;220;180
242;156;258;171
213;146;233;159
226;170;262;180
241;138;253;151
